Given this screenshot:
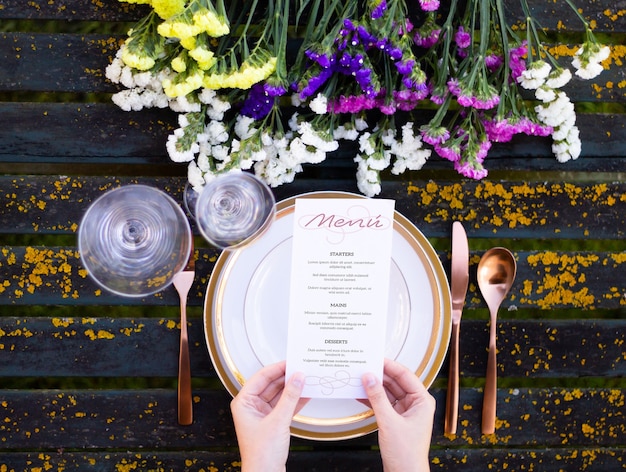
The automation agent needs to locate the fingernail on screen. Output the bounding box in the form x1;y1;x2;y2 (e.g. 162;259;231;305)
291;372;305;389
362;373;377;388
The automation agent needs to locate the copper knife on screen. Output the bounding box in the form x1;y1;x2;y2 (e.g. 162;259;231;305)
444;221;469;435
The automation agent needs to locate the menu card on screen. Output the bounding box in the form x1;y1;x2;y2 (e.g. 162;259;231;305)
286;198;395;399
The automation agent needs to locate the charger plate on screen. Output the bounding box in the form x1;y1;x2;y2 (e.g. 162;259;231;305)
204;191;452;440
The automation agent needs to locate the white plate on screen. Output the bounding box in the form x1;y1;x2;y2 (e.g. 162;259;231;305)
204;191;451;440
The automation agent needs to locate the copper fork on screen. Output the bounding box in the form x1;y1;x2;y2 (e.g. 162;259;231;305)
173;243;195;425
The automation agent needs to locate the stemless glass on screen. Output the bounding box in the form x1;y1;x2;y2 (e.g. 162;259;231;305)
191;172;276;250
78;184;192;297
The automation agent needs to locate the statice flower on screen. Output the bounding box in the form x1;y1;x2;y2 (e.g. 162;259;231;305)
107;0;610;195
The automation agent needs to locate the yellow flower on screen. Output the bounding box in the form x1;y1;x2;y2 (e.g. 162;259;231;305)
151;0;187;19
189;46;216;70
163;70;204;97
121;47;155;71
193;9;230;37
180;36;197;50
158;20;202;40
202;72;230;90
171;55;187;73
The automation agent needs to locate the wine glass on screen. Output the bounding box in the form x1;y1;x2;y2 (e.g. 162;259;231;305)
78;184;192;297
186;172;276;250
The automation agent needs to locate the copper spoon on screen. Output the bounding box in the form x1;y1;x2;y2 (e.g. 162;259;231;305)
477;247;516;434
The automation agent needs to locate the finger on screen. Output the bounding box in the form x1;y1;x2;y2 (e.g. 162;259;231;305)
362;372;395;420
271;371;306;421
240;361;287;397
383;358;427;397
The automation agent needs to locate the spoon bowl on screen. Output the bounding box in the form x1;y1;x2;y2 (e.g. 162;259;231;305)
477;247;516;434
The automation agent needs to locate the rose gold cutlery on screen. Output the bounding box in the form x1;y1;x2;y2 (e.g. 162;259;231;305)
477;247;516;434
445;221;469;435
173;243;195;425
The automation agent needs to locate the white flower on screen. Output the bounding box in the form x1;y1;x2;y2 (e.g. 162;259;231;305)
535;85;556;103
517;60;551;90
333;125;359;141
105;59;123;83
170;95;201;113
290;93;303;107
206;120;229;144
552;127;581;162
188;161;205;192
196;152;212;172
545;68;572;89
211;144;230;162
358;133;375;156
298;121;339;152
354;156;381;197
572;45;610;80
355;118;369;131
234;115;256;140
166;133;198;162
575;62;604;79
309;94;328;114
111;90;144;111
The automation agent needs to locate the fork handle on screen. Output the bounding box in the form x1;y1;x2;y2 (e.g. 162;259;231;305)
444;322;460;435
178;302;193;425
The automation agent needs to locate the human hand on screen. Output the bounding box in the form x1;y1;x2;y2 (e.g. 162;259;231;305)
230;361;309;472
362;358;435;472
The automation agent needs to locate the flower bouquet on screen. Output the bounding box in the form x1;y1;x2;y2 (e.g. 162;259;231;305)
106;0;609;196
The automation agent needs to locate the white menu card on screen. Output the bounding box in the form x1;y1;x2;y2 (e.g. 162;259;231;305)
286;198;395;398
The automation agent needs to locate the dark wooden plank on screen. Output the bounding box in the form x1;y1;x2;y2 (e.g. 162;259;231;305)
1;33;623;100
0;0;146;21
0;33;121;93
1;318;624;377
505;0;626;33
0;448;624;472
0;388;624;449
0;104;624;166
1;176;625;240
0;244;624;309
1;0;622;33
0;316;216;378
429;447;626;471
0;389;239;449
0;104;176;164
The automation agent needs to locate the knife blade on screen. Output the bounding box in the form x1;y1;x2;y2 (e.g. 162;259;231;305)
444;221;469;435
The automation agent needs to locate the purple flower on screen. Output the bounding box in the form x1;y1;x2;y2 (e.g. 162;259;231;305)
395;59;415;75
419;0;440;12
457;94;474;107
421;125;451;145
472;93;500;110
240;83;274;119
455;26;471;49
484;119;518;142
454;159;488;179
447;79;462;97
299;68;333;99
414;28;440;48
485;54;503;72
371;0;387;19
509;42;528;81
434;142;461;162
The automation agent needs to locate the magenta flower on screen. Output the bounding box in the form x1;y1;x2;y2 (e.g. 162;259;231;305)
419;0;440;12
455;26;471;49
454;159;488;179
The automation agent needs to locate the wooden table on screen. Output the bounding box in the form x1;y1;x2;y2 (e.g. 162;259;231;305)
0;0;624;469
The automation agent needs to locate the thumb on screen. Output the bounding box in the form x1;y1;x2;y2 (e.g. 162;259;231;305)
272;372;305;421
362;373;394;420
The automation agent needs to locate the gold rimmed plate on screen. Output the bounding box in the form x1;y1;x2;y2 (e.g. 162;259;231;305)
204;191;452;440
